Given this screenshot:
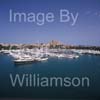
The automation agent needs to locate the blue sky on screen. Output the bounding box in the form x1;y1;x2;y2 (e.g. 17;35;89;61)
0;0;100;46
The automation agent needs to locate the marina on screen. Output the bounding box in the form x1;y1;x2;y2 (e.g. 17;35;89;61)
1;47;100;65
0;41;100;98
0;41;100;99
0;48;79;64
0;51;100;98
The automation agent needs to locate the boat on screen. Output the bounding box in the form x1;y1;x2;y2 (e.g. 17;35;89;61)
40;57;48;61
66;54;79;59
0;50;10;54
57;54;66;58
14;57;34;64
34;57;48;62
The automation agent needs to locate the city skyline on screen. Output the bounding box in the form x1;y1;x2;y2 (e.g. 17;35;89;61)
0;0;100;46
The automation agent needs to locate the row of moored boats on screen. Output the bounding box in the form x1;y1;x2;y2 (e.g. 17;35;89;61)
0;49;80;64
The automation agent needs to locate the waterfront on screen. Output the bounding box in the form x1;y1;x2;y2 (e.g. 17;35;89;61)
0;52;100;99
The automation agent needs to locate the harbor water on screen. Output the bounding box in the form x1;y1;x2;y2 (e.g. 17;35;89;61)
0;53;100;99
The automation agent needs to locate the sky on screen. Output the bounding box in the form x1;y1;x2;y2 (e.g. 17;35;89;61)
0;0;100;46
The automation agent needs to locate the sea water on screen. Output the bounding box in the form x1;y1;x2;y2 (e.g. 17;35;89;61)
0;53;100;99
